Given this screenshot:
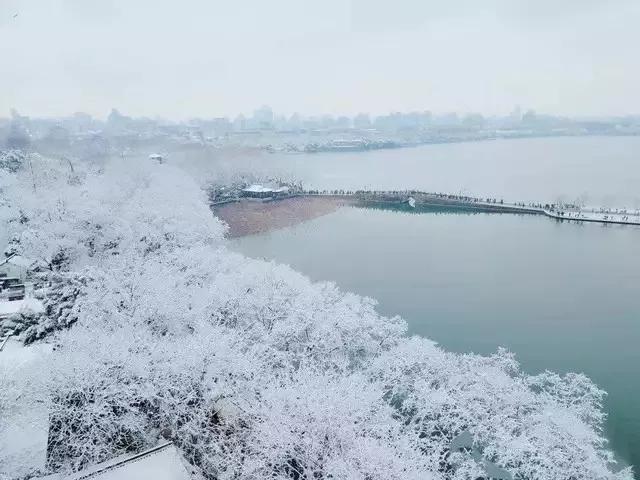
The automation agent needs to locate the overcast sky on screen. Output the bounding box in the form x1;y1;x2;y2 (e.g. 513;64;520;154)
1;0;639;119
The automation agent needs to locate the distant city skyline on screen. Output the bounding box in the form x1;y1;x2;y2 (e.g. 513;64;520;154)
2;0;640;119
5;103;639;152
3;105;638;124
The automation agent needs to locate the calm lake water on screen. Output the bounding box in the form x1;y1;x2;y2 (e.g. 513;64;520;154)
236;136;640;208
228;137;640;472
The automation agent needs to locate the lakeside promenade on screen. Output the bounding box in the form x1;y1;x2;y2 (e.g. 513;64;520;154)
212;187;640;228
350;191;640;225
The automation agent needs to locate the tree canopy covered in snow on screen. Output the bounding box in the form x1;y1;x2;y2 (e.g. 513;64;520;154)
0;151;633;480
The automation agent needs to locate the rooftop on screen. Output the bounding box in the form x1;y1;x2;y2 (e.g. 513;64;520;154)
0;254;34;268
242;184;289;193
39;443;194;480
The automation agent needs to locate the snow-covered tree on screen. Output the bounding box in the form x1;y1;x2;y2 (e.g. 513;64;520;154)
0;151;632;480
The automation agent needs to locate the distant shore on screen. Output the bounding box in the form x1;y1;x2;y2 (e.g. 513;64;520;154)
213;196;356;238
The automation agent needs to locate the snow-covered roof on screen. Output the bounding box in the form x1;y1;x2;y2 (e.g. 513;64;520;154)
38;443;193;480
243;184;289;193
0;254;34;268
149;153;164;159
0;297;44;318
243;184;272;193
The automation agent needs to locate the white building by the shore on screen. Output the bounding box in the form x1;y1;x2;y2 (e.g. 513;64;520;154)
241;184;289;199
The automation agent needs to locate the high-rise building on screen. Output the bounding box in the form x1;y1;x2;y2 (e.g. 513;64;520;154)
253;105;274;129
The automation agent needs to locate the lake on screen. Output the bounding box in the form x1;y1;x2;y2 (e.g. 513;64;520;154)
233;136;640;208
228;136;640;472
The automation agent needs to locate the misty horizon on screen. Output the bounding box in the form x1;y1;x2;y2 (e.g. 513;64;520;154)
4;106;640;123
2;0;640;119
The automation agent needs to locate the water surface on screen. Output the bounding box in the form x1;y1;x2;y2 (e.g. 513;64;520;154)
228;136;640;472
231;207;640;471
236;136;640;207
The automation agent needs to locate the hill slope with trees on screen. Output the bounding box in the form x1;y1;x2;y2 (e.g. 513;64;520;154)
0;152;632;480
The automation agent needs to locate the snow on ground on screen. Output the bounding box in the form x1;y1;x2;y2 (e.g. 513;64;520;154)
0;296;44;318
0;338;53;477
0;337;51;364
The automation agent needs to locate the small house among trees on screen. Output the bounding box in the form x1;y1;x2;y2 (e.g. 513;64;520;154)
0;254;34;283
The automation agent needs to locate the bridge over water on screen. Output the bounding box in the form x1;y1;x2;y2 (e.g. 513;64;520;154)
298;190;640;226
211;186;640;227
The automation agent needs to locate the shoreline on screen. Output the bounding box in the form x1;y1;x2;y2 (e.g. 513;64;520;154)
215;194;640;239
213;196;356;238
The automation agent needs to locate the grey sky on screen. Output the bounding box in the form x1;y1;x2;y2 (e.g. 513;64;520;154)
1;0;639;119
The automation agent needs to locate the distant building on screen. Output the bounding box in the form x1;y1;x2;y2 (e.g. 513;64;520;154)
462;113;486;128
210;117;232;136
149;153;165;164
327;139;366;151
335;116;352;129
106;109;134;135
287;113;303;131
432;112;460;127
509;105;522;124
252;105;274;129
232;114;247;131
353;113;371;129
66;112;96;134
45;125;71;145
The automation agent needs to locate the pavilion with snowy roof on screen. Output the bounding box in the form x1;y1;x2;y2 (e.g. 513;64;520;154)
241;184;289;199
